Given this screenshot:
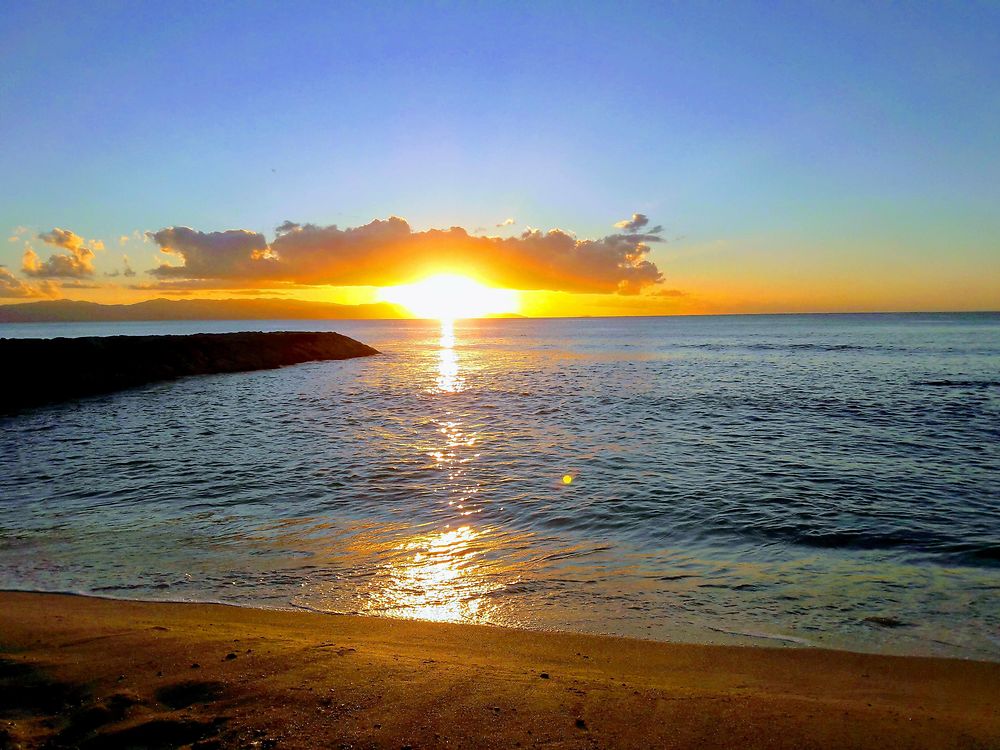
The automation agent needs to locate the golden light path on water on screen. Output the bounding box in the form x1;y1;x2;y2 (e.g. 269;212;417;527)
435;319;464;394
362;525;490;623
350;277;518;623
342;319;520;624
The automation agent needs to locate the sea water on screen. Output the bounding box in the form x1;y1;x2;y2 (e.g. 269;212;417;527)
1;314;998;658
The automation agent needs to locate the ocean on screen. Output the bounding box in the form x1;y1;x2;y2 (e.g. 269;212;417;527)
1;313;998;659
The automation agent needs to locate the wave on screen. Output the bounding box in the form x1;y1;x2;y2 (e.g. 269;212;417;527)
683;342;900;353
747;526;1000;567
914;380;1000;388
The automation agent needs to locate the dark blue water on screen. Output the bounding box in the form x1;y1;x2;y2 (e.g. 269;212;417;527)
1;313;998;658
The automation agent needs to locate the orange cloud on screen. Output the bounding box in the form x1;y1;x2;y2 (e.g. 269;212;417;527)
130;278;297;292
22;228;99;278
0;266;59;298
148;216;665;294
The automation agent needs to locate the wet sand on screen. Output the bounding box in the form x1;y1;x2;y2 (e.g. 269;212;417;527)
0;592;997;749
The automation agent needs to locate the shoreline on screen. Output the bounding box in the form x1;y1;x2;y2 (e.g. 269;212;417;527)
4;585;993;663
1;592;997;749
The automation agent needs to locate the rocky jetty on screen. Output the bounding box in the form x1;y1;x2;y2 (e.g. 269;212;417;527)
0;331;379;411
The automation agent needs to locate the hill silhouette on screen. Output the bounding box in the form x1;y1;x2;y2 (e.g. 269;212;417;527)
0;297;407;323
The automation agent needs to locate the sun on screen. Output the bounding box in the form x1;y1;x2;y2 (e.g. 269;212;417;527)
378;274;519;320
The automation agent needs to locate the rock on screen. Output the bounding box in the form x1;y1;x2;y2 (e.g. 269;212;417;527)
0;331;379;412
156;680;225;710
863;616;909;628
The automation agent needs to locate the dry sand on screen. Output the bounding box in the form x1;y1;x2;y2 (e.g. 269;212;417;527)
0;591;996;749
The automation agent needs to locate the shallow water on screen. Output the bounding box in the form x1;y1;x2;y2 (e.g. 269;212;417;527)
2;314;998;658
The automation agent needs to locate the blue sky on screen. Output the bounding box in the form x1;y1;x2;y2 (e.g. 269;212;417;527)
1;1;998;311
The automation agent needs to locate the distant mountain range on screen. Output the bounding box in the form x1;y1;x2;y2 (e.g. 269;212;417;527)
0;297;410;323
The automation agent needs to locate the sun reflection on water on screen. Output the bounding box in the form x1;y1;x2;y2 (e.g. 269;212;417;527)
361;525;498;622
359;320;498;622
436;319;464;393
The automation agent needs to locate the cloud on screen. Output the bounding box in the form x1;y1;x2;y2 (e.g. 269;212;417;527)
129;278;294;292
22;228;99;278
148;227;275;279
7;226;29;243
648;288;687;297
0;266;40;297
126;281;294;297
122;229;150;244
148;216;665;295
614;213;663;235
496;218;516;227
0;266;58;298
37;228;93;251
105;254;132;278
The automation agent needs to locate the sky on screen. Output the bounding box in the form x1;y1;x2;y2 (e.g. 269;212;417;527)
1;1;998;315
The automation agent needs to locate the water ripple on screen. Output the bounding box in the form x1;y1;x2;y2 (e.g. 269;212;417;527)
1;314;998;659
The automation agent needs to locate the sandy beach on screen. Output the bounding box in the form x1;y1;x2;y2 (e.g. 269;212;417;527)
0;592;997;749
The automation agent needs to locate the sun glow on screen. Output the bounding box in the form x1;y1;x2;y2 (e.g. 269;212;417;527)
379;274;519;320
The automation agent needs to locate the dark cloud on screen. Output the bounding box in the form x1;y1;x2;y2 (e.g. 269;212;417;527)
275;221;301;235
148;216;665;295
0;266;58;297
148;227;274;280
123;255;136;278
22;228;99;278
614;213;663;235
